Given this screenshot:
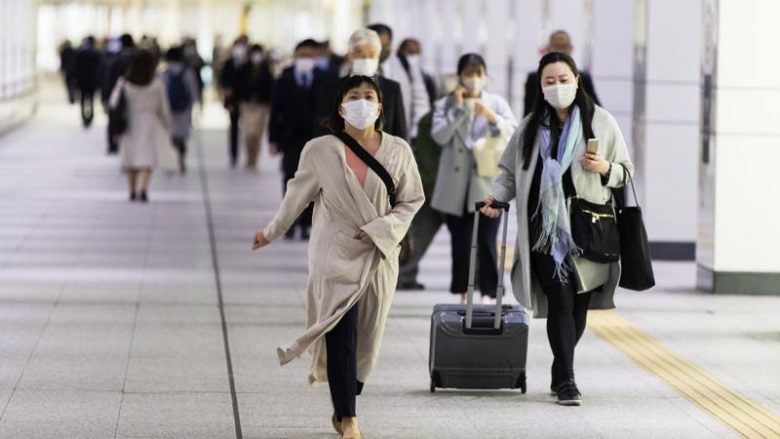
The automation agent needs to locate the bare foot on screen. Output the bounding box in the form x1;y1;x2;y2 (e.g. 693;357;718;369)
459;293;468;304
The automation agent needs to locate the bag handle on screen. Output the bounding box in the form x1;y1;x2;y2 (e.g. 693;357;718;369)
617;163;642;209
465;201;510;331
333;131;397;207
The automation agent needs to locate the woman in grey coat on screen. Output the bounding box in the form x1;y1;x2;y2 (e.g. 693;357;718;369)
481;52;634;406
431;53;517;304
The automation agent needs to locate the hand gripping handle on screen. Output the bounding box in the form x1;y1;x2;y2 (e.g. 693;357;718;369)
475;201;510;211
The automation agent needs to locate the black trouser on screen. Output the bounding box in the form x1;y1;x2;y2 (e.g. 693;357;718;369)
228;108;240;166
531;251;593;386
282;172;313;231
398;197;444;285
326;304;363;419
444;210;500;297
65;75;76;104
80;88;95;127
106;119;118;154
172;137;187;172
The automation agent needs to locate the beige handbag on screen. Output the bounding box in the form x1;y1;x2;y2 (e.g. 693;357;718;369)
472;126;512;178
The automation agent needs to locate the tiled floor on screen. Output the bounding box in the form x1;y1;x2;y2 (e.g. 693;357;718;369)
0;85;778;438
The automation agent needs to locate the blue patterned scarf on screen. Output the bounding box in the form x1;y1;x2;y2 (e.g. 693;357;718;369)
531;107;583;282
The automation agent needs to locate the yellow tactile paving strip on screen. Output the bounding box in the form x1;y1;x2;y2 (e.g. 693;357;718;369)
589;310;780;439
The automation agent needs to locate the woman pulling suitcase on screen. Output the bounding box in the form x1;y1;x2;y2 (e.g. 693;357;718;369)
252;75;424;437
480;52;634;406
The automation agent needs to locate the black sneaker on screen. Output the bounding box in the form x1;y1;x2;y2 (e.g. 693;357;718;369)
129;192;137;202
550;362;564;396
397;281;426;291
556;381;582;406
139;191;148;203
300;227;310;241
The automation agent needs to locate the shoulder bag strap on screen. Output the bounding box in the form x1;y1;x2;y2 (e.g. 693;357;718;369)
615;163;640;209
333;131;397;206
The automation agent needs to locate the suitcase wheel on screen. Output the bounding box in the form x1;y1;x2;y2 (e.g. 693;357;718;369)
517;373;527;394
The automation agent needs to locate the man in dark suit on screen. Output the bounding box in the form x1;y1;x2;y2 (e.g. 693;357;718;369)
220;36;249;168
269;39;336;240
315;40;345;78
314;29;407;139
74;36;102;128
523;30;601;116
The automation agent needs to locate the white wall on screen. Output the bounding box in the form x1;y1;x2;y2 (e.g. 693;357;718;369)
641;0;701;244
710;0;780;272
590;0;634;143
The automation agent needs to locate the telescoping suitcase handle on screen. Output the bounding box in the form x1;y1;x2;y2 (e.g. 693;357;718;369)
465;201;511;331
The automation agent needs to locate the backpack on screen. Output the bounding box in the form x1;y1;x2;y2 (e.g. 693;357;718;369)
167;70;192;112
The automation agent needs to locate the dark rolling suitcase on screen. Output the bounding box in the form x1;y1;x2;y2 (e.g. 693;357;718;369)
429;201;528;393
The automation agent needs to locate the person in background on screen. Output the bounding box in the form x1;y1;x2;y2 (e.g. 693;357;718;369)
269;38;336;240
524;30;600;116
110;49;177;203
220;36;249;167
431;53;518;304
394;38;443;290
182;37;206;107
396;111;446;290
211;34;227;90
397;38;438;109
58;40;77;104
103;33;136;155
162;46;199;174
482;52;633;406
235;43;273;172
315;40;345;77
253;75;424;439
314;29;406;140
368;24;430;143
74;36;102;128
139;35;161;62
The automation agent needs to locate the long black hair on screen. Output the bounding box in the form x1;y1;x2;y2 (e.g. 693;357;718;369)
521;52;595;169
327;75;385;132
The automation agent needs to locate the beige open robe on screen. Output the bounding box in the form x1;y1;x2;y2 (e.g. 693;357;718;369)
263;133;424;385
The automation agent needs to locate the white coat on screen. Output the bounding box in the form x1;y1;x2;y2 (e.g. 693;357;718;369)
263;133;425;385
110;78;177;171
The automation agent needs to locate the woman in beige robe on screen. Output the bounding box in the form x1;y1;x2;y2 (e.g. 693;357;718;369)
253;75;424;438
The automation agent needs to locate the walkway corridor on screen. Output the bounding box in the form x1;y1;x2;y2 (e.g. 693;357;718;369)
0;90;778;438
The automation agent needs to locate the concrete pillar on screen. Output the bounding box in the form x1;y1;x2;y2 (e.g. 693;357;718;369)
590;0;634;146
509;0;544;116
697;0;780;295
633;0;701;260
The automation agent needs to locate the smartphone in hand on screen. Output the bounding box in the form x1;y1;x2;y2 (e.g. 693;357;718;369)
586;138;599;154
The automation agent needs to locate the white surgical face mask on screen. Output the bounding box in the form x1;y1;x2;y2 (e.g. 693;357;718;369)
462;76;486;94
341;99;380;130
315;56;329;69
232;45;247;62
351;58;379;77
405;54;420;66
295;58;316;73
542;83;577;109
